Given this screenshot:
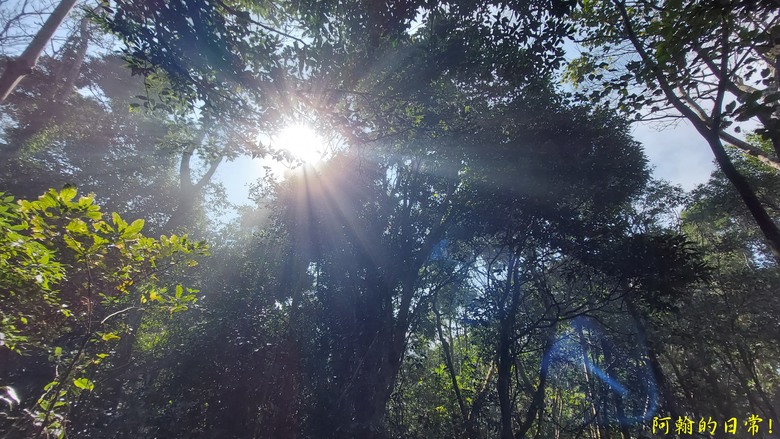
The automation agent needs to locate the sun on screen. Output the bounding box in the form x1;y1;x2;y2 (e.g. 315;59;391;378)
273;123;326;164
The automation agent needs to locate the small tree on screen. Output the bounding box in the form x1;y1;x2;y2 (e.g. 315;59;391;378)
0;187;207;438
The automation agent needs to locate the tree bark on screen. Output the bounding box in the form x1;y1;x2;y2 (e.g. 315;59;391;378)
0;0;79;103
575;320;602;439
497;254;520;439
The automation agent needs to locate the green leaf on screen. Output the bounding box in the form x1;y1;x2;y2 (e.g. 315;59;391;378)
149;290;162;302
78;194;95;208
122;219;144;238
86;210;102;220
101;332;121;342
60;185;77;202
66;218;89;235
73;378;94;391
112;212;128;231
63;235;84;253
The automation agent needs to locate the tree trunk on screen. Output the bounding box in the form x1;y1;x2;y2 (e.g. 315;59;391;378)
165;130;221;231
497;317;515;439
575;320;602;439
497;255;520;439
433;297;473;436
705;132;780;260
603;338;631;439
515;328;556;439
625;300;681;419
0;0;79;103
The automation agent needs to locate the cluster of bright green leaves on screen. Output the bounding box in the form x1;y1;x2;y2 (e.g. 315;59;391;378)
0;187;208;437
0;193;64;351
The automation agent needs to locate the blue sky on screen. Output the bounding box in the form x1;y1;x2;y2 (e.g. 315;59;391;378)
634;121;715;191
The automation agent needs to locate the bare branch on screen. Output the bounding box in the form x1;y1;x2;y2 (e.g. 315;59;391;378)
719;131;780;171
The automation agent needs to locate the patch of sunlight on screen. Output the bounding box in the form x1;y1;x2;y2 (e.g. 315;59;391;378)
272;123;327;165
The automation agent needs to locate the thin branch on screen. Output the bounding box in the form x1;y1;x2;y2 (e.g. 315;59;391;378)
100;306;139;325
214;0;309;48
719;131;780;171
